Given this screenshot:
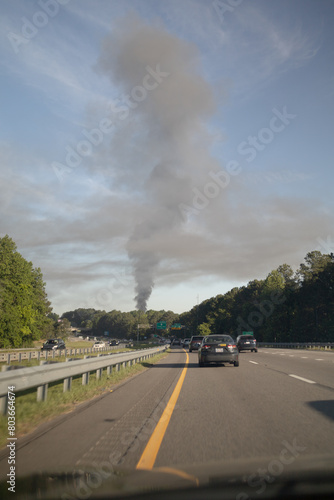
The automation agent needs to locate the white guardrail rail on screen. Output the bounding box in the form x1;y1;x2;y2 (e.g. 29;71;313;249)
0;346;168;414
0;343;127;364
258;342;334;349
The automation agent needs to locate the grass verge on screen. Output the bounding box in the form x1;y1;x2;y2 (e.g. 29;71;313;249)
0;350;169;450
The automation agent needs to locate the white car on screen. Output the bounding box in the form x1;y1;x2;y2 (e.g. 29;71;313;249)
92;341;105;349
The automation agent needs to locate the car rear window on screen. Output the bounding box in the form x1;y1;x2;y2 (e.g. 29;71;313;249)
191;337;203;341
205;336;232;343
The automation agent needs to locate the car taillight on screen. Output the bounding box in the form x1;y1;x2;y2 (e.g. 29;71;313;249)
202;344;210;349
227;344;236;351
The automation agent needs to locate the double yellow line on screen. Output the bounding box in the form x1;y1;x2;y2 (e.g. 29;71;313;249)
136;352;189;470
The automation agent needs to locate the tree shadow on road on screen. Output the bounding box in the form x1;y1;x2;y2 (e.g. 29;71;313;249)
307;400;334;422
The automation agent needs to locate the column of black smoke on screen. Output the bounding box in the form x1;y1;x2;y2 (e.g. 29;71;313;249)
96;14;216;311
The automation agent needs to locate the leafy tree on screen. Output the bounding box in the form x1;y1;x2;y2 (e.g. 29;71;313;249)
0;235;53;347
56;318;71;340
197;322;211;336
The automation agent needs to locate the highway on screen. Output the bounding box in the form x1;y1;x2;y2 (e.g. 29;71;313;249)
0;347;333;481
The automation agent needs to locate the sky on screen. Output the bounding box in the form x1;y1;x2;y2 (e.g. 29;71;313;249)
1;0;334;316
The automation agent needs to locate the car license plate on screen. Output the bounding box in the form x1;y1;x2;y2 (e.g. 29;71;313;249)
216;348;224;352
245;341;250;344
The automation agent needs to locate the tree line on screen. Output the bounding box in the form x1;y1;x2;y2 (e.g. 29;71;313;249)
178;251;334;342
0;234;333;347
61;308;180;339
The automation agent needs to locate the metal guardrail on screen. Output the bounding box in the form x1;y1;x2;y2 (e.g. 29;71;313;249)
0;343;127;364
0;346;168;414
258;342;334;349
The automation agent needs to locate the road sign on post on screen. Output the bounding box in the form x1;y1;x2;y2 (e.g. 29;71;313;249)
156;322;167;330
171;323;182;330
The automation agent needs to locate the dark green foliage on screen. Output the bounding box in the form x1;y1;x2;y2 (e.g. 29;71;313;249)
178;252;334;343
0;235;53;347
61;307;180;340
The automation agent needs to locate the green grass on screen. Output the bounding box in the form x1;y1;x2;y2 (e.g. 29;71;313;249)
0;350;169;449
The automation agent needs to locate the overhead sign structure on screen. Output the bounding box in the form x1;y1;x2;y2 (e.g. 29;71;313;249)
156;322;167;330
171;323;182;330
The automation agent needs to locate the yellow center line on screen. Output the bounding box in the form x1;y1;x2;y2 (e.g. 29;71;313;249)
136;351;189;470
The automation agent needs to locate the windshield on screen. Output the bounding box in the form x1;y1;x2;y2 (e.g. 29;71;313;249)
1;1;334;499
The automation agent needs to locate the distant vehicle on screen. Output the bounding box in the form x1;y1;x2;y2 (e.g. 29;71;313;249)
41;339;66;351
109;340;119;346
182;338;190;347
92;341;106;349
172;338;181;346
237;334;257;352
198;335;239;367
189;336;203;352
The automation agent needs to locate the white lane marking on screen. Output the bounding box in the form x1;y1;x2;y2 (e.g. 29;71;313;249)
301;356;308;359
249;360;258;364
289;374;316;384
280;353;286;356
315;359;323;361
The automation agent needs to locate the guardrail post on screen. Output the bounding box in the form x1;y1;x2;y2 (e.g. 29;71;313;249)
63;377;72;392
82;372;89;385
7;353;11;365
96;368;102;380
37;384;48;402
107;365;112;375
0;395;8;415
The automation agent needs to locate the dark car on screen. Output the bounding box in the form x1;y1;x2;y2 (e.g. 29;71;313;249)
41;338;66;351
109;339;119;346
172;338;181;346
198;335;239;367
188;335;203;352
237;334;257;352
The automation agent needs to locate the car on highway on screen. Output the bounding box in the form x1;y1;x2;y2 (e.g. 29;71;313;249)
41;338;66;351
92;341;106;349
237;334;257;352
188;335;203;352
172;338;181;346
109;339;119;346
198;335;239;367
182;338;190;348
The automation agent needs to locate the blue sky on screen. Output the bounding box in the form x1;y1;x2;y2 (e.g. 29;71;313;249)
1;0;334;315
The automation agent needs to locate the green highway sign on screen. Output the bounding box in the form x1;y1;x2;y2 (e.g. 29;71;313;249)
171;323;182;330
242;331;254;335
156;321;167;330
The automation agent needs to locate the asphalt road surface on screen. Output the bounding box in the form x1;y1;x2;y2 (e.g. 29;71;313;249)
0;347;333;481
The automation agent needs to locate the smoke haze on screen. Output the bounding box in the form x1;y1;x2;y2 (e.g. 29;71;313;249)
96;14;217;310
